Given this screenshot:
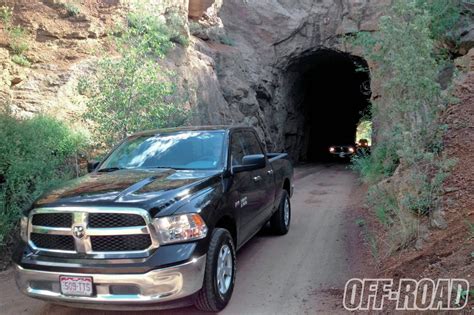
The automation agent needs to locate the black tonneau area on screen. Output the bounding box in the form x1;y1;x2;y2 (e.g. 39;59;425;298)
267;153;288;162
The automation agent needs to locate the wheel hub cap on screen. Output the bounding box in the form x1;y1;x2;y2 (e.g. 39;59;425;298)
216;244;233;295
284;197;290;227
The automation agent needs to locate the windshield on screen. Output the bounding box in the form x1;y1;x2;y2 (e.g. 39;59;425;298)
99;131;226;171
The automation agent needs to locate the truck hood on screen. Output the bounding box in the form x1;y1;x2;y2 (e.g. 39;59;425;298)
34;168;222;211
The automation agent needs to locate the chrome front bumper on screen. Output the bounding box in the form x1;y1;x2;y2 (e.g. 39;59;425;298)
14;255;206;309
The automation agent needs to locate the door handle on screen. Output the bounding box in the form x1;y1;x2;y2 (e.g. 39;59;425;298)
253;175;262;182
267;169;274;176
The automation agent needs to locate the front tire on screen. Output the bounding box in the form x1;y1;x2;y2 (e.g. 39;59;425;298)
269;190;291;235
195;228;236;312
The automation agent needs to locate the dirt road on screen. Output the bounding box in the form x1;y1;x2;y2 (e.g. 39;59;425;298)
0;164;367;314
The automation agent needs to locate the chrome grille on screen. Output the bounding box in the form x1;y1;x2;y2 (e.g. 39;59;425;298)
32;213;72;227
91;234;152;252
30;233;75;251
27;207;159;259
89;213;145;228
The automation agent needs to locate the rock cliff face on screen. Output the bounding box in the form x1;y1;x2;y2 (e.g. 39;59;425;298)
3;1;473;160
211;0;389;158
0;0;390;158
0;0;123;123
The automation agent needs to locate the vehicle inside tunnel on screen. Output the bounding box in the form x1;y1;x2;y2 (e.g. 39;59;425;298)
289;49;372;162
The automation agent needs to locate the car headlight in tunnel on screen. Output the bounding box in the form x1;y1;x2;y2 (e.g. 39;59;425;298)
153;213;208;244
329;147;335;153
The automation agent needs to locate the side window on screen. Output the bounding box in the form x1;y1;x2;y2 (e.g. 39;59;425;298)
241;131;263;156
230;133;245;166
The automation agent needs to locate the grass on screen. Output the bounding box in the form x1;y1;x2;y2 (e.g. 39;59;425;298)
356;218;379;262
366;185;419;253
367;186;396;226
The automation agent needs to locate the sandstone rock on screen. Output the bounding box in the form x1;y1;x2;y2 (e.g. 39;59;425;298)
189;0;215;20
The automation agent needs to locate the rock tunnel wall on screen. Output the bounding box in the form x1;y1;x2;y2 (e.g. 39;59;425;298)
208;0;389;160
1;0;390;161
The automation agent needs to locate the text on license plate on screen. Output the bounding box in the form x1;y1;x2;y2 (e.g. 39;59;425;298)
59;276;93;296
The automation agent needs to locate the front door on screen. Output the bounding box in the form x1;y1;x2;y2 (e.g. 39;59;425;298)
230;131;274;243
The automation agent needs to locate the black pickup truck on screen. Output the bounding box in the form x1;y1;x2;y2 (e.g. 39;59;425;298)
13;126;293;312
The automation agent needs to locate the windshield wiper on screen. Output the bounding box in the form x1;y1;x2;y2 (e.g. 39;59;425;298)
152;166;190;170
97;167;124;172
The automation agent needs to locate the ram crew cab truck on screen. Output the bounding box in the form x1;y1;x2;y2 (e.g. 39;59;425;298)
13;126;294;312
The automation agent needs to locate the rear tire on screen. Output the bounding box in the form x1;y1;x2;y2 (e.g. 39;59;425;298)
195;228;236;312
269;190;291;235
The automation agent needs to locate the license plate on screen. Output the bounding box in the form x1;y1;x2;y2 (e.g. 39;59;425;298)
60;276;93;297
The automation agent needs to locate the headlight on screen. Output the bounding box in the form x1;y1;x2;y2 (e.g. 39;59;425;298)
153;213;208;244
329;147;335;152
348;147;355;153
20;215;29;242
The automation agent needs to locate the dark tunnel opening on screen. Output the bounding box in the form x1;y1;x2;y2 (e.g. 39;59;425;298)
295;50;371;162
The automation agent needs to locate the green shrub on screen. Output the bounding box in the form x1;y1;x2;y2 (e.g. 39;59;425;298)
124;5;189;51
11;54;30;67
126;11;174;57
415;0;462;42
367;186;397;226
0;111;86;249
367;185;419;252
1;6;30;61
80;8;189;148
188;21;201;35
165;11;189;46
352;142;399;184
350;0;459;216
9;26;29;55
80;55;189;147
63;3;80;17
0;5;12;25
218;35;235;46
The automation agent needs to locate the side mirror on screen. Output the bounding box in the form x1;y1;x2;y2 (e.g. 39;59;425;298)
87;160;100;173
233;154;266;173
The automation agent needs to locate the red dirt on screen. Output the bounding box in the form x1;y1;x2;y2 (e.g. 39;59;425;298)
0;0;123;69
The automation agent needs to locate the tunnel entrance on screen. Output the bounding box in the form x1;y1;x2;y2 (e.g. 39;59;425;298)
285;49;371;162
